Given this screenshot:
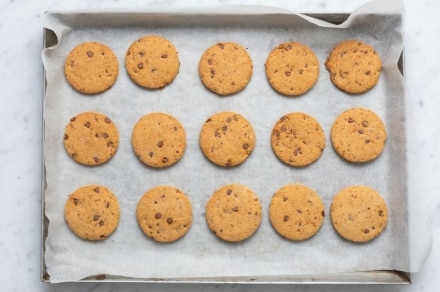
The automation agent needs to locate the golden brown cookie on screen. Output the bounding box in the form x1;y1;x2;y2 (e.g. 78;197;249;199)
136;186;192;243
330;185;388;243
331;107;386;163
205;184;262;242
64;42;119;94
269;184;325;241
132;112;186;168
325;40;382;94
64;185;120;241
198;42;253;95
271;112;325;167
199;111;255;167
64;112;119;166
125;35;180;89
265;42;319;96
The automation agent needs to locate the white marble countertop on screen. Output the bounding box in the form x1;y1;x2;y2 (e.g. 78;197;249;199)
1;0;438;291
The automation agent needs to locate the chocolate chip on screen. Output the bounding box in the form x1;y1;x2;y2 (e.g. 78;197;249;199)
218;43;224;49
226;189;232;196
93;187;100;193
70;117;76;122
321;210;325;217
162;157;168;163
363;229;370;234
149;152;154;158
161;53;168;58
365;139;371;144
378;210;383;216
99;220;104;226
232;207;238;212
73;198;79;206
208;59;213;65
242;143;249;150
137;63;144;69
103;133;109;139
93;157;100;163
86;51;93;57
226;117;232;123
222;125;227;131
362;121;369;127
64;134;68;140
358;130;364;134
155;213;162;219
285;71;291;77
283;215;289;222
104;117;111;124
93;215;100;221
167;218;173;224
157;141;164;148
84;122;90;128
348;118;354;123
296;209;302;214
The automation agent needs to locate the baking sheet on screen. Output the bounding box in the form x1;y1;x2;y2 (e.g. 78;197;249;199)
41;0;431;283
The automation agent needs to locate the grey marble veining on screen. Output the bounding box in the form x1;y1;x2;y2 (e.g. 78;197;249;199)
0;0;439;291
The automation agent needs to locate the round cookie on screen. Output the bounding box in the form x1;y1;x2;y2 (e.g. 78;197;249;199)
265;42;319;96
325;39;382;94
331;107;386;163
64;185;120;241
125;35;180;89
64;112;119;166
199;42;253;95
205;184;262;242
132;112;186;168
330;185;388;242
269;184;325;241
199;111;255;167
136;186;192;243
64;42;119;94
271;112;325;167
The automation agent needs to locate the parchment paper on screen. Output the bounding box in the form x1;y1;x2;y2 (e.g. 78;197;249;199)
42;0;431;283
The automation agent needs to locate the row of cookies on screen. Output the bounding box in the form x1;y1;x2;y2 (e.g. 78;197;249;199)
64;183;388;243
64;36;381;96
63;108;387;168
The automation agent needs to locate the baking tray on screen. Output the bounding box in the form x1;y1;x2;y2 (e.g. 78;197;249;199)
41;6;412;284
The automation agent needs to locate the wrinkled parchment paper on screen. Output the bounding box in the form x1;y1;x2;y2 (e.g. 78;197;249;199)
42;0;431;283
